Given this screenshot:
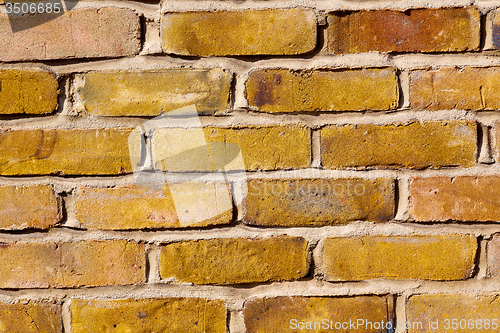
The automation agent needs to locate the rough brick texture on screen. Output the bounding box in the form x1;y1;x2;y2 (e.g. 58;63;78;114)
0;8;140;61
328;7;480;54
159;236;308;284
322;235;477;281
0;70;59;114
487;234;500;277
161;9;317;56
321;121;477;169
245;68;398;112
0;240;145;288
0;185;61;230
245;178;395;226
71;298;226;333
0;301;62;333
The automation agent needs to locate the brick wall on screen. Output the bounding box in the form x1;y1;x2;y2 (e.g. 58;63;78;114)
1;0;500;332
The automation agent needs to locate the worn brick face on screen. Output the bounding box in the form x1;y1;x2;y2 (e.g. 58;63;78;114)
159;236;308;285
328;7;480;54
0;8;140;61
245;178;395;226
71;298;226;333
243;296;392;333
0;70;59;114
0;301;62;333
161;8;316;56
0;185;61;230
76;69;232;116
0;240;145;288
0;128;133;175
322;235;477;281
321;121;477;169
410;176;500;222
245;68;398;112
487;234;500;277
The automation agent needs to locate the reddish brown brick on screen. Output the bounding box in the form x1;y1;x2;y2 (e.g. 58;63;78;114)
487;234;500;277
328;7;480;54
0;301;62;332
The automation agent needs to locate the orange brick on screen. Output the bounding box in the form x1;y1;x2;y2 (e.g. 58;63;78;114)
245;178;395;226
0;301;62;332
160;236;307;285
0;240;145;288
245;68;398;112
0;184;61;230
322;235;477;281
321;121;477;169
410;176;500;222
0;8;140;61
161;9;316;56
328;7;480;53
0;128;133;175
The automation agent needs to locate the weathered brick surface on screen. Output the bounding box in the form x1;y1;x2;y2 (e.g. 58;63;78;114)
321;121;477;169
161;9;316;56
245;68;398;112
160;236;307;284
71;298;226;333
0;301;62;333
410;67;500;110
406;293;500;333
0;128;133;175
328;7;480;54
0;185;61;230
0;8;140;61
76;182;233;230
487;234;500;277
0;240;145;288
151;126;310;171
410;176;500;222
0;70;59;114
492;10;500;49
322;235;477;281
245;178;395;226
243;296;392;333
76;69;232;116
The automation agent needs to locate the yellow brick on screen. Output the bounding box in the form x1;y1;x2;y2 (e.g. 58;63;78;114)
245;178;395;226
244;296;392;333
245;68;398;112
76;182;233;230
0;184;61;230
76;69;232;116
71;298;226;333
410;67;500;110
0;128;133;175
151;126;310;171
0;70;58;114
161;8;316;56
160;236;307;285
0;301;62;332
321;121;477;169
323;235;477;281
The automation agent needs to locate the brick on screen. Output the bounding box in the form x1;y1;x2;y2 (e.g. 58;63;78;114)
0;70;58;114
161;9;316;56
487;234;500;276
71;298;226;333
245;178;395;226
410;67;500;110
245;68;398;112
0;128;133;175
0;240;145;288
151;126;310;171
492;10;500;49
328;7;480;54
76;69;232;116
244;295;392;333
406;293;500;333
323;235;477;281
0;301;62;332
0;8;140;61
76;182;233;230
321;121;477;169
410;176;500;222
0;184;61;230
160;236;307;285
